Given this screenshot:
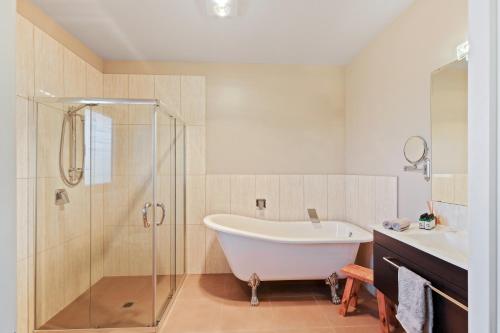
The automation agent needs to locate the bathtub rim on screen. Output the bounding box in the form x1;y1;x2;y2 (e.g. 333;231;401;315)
203;214;373;245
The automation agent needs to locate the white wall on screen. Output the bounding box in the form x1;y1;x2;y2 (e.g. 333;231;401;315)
344;0;468;219
0;0;17;331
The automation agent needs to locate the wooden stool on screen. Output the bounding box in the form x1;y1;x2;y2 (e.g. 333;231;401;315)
338;264;396;333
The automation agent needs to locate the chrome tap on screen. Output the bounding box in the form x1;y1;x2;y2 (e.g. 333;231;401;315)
307;209;320;223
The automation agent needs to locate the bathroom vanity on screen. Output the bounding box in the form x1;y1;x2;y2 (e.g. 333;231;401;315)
373;225;468;333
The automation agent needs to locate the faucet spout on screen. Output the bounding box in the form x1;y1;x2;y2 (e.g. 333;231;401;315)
307;208;320;223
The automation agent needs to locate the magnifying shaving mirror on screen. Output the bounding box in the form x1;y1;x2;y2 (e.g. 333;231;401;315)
403;136;431;181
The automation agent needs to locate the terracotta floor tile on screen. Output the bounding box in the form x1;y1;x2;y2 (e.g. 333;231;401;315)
333;325;380;333
269;297;332;329
315;290;380;327
163;298;222;333
160;275;383;333
41;275;172;329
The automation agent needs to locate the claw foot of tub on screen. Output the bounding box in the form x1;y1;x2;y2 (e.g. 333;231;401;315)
248;273;261;306
326;272;341;305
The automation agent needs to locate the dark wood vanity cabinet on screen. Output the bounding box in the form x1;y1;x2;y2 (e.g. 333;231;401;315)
373;231;468;333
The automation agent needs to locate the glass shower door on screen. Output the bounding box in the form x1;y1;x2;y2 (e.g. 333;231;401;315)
155;107;176;322
89;103;156;328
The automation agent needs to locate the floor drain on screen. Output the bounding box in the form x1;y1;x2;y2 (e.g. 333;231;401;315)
122;302;134;308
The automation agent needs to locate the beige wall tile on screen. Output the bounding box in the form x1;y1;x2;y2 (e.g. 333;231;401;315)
129;74;154;98
63;234;90;304
175;226;185;275
345;175;359;224
206;175;230;214
129;74;154;124
128;124;153;176
86;64;103;98
103;74;129;124
157;225;173;276
17;179;29;261
128;175;153;226
454;174;468;206
63;185;91;241
358;176;376;228
103;176;129;226
28;255;35;332
279;175;304;221
375;177;398;224
304;175;328;220
128;226;153;276
186;225;205;274
432;174;455;204
17;97;29;178
230;175;256;217
27;179;35;258
36;178;64;253
28;101;36;179
186;126;206;175
181;76;206;125
16;14;34;98
255;175;280;220
186;175;206;225
327;175;346;221
157;121;175;176
17;258;29;333
112;125;129;176
36;246;64;326
103;225;129;276
155;75;181;117
34;27;64;97
36;104;63;178
205;228;230;274
91;185;104;284
63;49;86;97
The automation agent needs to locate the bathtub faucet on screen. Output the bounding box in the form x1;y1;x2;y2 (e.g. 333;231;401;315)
307;209;320;223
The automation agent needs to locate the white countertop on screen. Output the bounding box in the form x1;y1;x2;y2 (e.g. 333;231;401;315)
372;223;469;270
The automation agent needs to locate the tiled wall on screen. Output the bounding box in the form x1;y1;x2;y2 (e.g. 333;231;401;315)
16;11;206;330
16;13;105;331
432;173;468;206
100;74;205;277
433;201;468;231
186;174;398;274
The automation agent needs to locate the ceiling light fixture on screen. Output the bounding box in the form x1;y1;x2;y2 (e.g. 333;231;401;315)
207;0;237;18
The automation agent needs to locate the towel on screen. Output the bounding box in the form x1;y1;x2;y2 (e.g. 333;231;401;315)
396;267;433;333
382;218;411;231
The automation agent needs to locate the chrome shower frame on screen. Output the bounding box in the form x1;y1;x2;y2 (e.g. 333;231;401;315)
33;97;187;333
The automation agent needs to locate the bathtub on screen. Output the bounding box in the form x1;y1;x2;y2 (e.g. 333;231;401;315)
203;214;373;305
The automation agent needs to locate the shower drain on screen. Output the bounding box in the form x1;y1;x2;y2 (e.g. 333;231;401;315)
122;302;134;308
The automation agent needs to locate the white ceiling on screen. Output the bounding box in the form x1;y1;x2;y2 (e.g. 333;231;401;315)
32;0;414;64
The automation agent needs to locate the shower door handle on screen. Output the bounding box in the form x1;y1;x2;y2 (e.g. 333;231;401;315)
156;202;166;226
142;202;152;228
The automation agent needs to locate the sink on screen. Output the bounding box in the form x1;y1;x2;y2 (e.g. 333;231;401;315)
403;231;468;260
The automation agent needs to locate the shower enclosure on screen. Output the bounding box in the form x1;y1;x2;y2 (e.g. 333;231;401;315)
33;97;185;331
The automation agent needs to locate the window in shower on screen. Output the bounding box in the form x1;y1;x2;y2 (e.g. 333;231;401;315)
84;109;112;185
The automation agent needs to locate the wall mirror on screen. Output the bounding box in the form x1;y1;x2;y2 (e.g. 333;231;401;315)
430;59;468;206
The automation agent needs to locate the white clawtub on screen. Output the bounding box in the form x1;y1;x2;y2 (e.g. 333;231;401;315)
203;214;373;305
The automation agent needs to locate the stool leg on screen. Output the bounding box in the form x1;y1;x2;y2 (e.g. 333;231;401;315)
339;278;355;316
377;291;391;333
349;281;361;308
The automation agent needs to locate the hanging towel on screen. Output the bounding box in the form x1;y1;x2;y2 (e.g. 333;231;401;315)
396;266;433;333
